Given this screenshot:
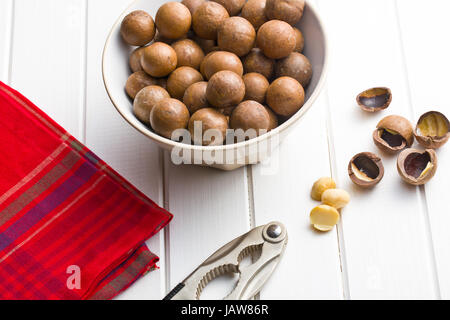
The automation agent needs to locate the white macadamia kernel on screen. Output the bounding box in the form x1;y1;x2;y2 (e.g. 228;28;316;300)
311;177;336;201
321;189;350;209
310;205;340;232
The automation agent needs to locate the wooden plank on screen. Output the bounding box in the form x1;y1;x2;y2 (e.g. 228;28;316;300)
0;0;13;82
396;0;450;299
252;93;344;299
165;156;251;299
10;0;86;140
85;0;166;300
317;0;438;299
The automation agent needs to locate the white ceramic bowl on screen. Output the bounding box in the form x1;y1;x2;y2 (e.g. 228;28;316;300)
103;0;328;171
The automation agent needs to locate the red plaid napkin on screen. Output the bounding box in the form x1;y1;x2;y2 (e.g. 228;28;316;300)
0;81;172;300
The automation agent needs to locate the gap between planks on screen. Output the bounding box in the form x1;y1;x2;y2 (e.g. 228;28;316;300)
393;0;441;298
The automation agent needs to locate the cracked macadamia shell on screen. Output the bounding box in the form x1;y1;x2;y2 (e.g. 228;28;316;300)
241;0;269;30
193;2;230;40
167;66;204;100
155;2;192;40
397;149;437;186
125;71;160;99
357;87;392;112
206;71;245;108
373;115;414;154
150;98;190;139
414;111;450;149
189;108;229;146
257;20;296;59
265;0;306;25
181;0;206;15
211;0;246;16
141;42;178;78
293;27;304;52
218;17;256;57
183;81;209;114
243;48;275;80
348;152;384;188
121;10;156;46
133;85;170;125
230;101;272;136
266;76;305;117
275;52;312;88
243;73;269;104
201;51;244;79
171;39;205;70
129;47;145;72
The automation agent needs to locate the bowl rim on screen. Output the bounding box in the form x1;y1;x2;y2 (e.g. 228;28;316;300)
102;0;329;152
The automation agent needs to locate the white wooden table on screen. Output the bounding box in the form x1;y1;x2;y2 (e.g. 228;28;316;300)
1;0;449;300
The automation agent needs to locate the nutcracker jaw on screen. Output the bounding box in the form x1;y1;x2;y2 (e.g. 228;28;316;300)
164;222;288;300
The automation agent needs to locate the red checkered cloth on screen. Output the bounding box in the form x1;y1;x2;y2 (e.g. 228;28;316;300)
0;81;172;300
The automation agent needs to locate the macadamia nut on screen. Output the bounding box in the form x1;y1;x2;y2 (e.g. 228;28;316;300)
218;17;256;57
121;10;156;46
211;0;246;16
311;177;336;201
256;20;296;59
310;205;340;232
155;2;192;40
241;0;269;30
266;0;306;26
133;85;170;125
141;42;178;78
193;2;230;40
321;189;350;210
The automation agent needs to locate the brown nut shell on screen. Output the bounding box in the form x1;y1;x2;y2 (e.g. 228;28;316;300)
183;81;209;114
141;42;178;78
275;52;312;88
167;67;203;100
211;0;246;16
189;108;229;146
256;20;296;59
397;149;437;186
241;0;269;30
266;76;305;117
243;48;275;80
133;85;170;125
230;101;272;136
202;51;244;79
373;115;414;154
121;10;156;46
293;27;304;52
155;2;192;40
171;39;205;70
414;111;450;149
243;73;269;104
150;98;190;139
129;47;145;73
192;36;217;54
181;0;206;15
193;2;230;40
218;17;256;57
206;70;245;108
125;71;160;99
357;87;392;112
348;152;384;188
265;0;306;26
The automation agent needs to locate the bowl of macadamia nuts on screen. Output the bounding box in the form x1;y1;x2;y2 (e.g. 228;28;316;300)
103;0;327;170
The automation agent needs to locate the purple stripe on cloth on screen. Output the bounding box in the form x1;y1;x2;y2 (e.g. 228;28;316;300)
0;162;97;252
